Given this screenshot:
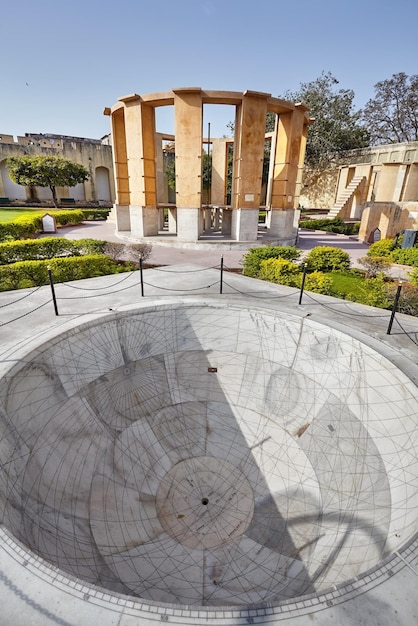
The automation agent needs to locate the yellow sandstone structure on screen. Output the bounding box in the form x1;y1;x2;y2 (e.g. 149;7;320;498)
105;88;312;244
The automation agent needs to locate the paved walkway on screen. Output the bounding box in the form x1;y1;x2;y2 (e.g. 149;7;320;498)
39;220;411;278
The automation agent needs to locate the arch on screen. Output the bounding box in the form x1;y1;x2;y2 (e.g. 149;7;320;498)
95;166;111;202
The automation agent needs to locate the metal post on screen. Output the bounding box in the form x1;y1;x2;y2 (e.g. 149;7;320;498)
47;267;59;316
220;256;224;294
387;281;402;335
139;255;144;297
298;264;307;305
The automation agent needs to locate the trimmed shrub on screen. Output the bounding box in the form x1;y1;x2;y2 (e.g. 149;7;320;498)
80;208;110;220
0;237;106;264
367;238;395;258
51;209;85;226
357;255;392;278
242;246;301;277
0;255;134;291
304;246;350;272
390;247;418;267
408;268;418;286
0;210;85;242
299;217;360;235
304;271;333;295
345;274;393;309
258;258;300;287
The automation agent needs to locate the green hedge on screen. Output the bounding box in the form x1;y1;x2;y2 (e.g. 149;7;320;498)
258;258;333;294
0;210;86;241
80;208;110;220
0;255;134;291
242;246;301;277
304;246;351;272
367;239;395;257
299;217;360;235
0;237;106;264
368;239;418;267
390;247;418;267
258;258;301;286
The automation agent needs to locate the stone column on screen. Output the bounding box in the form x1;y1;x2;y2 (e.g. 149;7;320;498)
231;90;269;241
121;95;159;237
204;208;212;231
268;104;308;242
173;87;203;242
168;207;177;233
155;132;168;204
211;138;229;205
110;106;131;231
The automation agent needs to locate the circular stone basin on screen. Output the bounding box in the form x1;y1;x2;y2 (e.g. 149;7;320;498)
1;301;418;607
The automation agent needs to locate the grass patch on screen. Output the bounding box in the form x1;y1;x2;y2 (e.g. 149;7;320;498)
0;208;44;223
327;271;370;298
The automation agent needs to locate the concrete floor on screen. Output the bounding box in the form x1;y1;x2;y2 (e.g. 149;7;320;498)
38;220;371;270
1;226;418;624
37;220;411;279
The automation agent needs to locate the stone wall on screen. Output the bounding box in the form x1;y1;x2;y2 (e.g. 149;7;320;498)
359;202;418;242
0;133;115;205
299;168;338;209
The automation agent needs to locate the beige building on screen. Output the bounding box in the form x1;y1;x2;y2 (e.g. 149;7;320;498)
302;142;418;242
105;88;312;244
0;133;114;205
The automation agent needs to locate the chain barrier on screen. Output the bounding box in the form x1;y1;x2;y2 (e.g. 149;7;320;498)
1;263;418;346
151;265;220;273
56;280;141;300
0;298;52;328
0;285;43;309
59;271;135;291
142;280;220;292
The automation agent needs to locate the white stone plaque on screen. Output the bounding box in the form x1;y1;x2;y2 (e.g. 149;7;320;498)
244;194;254;201
42;213;57;233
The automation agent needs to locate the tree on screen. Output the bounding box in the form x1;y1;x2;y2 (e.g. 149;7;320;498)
362;72;418;145
282;72;370;169
6;155;89;207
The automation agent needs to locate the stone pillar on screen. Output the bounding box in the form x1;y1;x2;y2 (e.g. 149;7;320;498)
268;104;307;241
173;88;203;242
266;125;277;209
211;138;229;205
231;90;269;241
204;208;212;230
158;207;165;230
111;106;131;231
168;207;177;233
213;208;220;229
155;132;168;204
122;95;159;237
221;208;232;235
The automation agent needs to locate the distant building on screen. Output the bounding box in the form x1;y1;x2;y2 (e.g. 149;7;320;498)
0;132;114;205
300;141;418;242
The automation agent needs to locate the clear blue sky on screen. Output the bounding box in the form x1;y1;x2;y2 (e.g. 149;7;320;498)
2;0;418;141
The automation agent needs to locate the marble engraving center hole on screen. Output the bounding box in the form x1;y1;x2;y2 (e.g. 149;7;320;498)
201;497;209;506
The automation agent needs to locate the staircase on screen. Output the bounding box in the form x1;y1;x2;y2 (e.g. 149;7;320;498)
328;176;366;219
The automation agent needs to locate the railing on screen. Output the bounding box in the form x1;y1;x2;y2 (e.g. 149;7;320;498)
0;261;417;345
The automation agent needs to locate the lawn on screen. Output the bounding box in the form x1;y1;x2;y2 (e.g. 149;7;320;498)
0;208;44;223
328;271;373;299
